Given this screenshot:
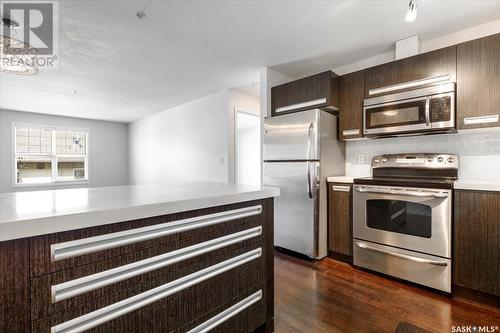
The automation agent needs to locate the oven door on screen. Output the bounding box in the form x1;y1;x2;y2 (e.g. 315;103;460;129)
363;96;430;135
353;185;451;258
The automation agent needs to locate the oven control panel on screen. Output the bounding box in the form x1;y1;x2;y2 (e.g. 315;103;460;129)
371;153;459;169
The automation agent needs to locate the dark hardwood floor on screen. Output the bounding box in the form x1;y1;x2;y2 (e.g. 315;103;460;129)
274;251;500;333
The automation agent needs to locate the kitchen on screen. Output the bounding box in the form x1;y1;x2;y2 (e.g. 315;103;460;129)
1;1;499;333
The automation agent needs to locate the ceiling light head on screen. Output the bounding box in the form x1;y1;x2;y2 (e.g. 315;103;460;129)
405;0;418;22
1;17;38;75
1;17;20;29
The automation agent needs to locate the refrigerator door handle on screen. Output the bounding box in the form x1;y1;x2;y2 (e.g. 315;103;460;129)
307;161;313;199
306;122;314;160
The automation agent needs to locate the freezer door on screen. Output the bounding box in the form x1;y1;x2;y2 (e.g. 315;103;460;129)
263;161;319;258
263;110;319;161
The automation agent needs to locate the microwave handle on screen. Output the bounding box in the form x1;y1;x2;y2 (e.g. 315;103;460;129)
425;96;431;126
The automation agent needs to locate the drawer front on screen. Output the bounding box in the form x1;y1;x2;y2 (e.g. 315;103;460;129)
31;200;267;277
31;224;265;320
174;288;266;333
32;247;266;333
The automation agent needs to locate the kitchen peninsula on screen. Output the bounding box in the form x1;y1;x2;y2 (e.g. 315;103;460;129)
0;183;278;333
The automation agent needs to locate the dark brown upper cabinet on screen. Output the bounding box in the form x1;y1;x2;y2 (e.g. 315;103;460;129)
271;71;340;116
457;33;500;130
364;46;456;98
339;70;365;140
364;61;399;98
454;189;499;297
328;183;352;258
398;46;456;83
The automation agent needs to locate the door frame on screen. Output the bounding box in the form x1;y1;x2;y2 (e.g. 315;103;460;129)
234;108;261;186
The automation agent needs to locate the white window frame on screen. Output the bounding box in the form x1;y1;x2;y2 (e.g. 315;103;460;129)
12;123;90;188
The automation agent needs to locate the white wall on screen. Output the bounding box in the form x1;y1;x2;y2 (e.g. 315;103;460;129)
129;89;260;185
129;90;230;185
0;109;129;193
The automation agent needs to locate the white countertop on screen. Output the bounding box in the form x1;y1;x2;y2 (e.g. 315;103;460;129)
453;180;500;192
0;183;279;241
327;176;368;184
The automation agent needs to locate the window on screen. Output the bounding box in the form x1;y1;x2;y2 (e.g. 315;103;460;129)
14;125;89;185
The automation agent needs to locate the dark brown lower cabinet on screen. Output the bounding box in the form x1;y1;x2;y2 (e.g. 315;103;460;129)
0;199;274;333
453;190;499;297
327;182;353;261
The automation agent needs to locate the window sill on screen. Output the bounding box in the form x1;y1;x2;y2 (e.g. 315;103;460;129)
12;180;90;188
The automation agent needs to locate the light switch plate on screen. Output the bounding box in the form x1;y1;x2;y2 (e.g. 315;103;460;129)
357;153;365;164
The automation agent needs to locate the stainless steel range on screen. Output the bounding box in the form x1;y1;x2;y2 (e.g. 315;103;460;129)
353;153;458;292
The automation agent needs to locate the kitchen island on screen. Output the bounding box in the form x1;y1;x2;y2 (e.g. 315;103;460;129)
0;183;279;333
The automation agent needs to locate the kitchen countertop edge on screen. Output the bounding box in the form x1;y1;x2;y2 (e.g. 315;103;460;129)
0;185;280;242
453;180;500;192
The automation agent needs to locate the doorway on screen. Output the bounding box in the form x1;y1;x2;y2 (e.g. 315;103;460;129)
235;110;261;186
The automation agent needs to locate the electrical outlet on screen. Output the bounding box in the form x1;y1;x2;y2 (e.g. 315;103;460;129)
357;153;365;164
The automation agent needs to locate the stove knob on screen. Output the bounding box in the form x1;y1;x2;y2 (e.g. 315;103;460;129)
447;157;455;163
427;157;434;162
381;158;388;163
437;156;444;163
374;159;380;164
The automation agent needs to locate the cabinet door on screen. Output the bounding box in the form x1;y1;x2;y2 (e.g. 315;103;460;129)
457;33;500;130
271;71;338;116
398;46;456;83
328;183;352;257
364;61;398;98
454;190;499;296
339;70;365;140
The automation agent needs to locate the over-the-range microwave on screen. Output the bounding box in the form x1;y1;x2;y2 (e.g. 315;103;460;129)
363;76;456;138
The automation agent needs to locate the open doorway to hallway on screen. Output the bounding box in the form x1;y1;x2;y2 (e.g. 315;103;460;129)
235;110;261;186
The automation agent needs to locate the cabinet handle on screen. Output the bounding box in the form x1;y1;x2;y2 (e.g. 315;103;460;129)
51;226;263;303
356;242;448;266
51;205;262;262
463;115;499;125
51;248;262;333
187;290;262;333
342;129;360;136
275;98;327;113
368;74;450;95
332;185;350;192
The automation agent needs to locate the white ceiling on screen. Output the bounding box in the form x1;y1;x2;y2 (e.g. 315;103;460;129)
1;0;499;123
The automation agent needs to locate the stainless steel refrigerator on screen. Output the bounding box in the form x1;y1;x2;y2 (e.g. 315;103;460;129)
263;109;345;259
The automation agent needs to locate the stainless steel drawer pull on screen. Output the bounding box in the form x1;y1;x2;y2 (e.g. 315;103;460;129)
275;98;327;113
51;205;262;262
51;248;262;333
332;185;350;192
356;242;448;266
187;290;262;333
342;129;360;136
463;115;499;125
51;226;263;303
355;186;448;198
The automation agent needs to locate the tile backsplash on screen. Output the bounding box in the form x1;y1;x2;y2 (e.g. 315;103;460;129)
345;129;500;181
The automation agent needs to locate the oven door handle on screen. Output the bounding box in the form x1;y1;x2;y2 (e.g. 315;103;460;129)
355;187;448;198
356;242;448;267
